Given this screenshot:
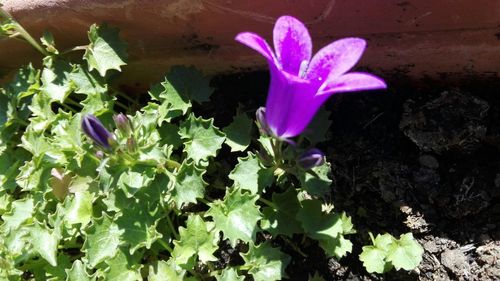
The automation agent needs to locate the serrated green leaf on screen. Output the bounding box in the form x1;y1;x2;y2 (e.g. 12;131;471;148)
66;260;95;281
216;267;244;281
296;200;343;241
102;247;142;281
40;57;74;103
172;214;217;268
318;235;352;259
115;196;163;254
260;188;302;237
229;152;273;195
303;107;332;144
7;63;40;99
169;160;206;208
223;113;252;152
359;246;388;274
29;223;59;266
70;64;107;95
298;161;332;198
0;198;34;233
179;114;225;164
158;123;182;148
117;167;155;197
167;66;213;103
206;188;261;247
386;233;423;271
65;191;93;227
84;24;127;77
148;259;187;281
308;271;326;281
83;215;123;267
241;241;291;281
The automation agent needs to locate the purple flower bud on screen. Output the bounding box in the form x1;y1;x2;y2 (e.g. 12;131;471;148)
82;114;114;149
126;137;137;153
297;148;325;169
256;107;272;136
113;113;132;136
95;150;104;159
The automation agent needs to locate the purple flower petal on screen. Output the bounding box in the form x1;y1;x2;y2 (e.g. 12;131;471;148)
273;16;312;76
318;72;387;95
306;38;366;84
265;63;315;138
235;32;277;63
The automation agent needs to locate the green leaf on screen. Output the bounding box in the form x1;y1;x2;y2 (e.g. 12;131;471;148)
295;200;343;241
169;160;206;208
115;196;163;254
386;233;423;271
40;57;74;103
179;114;225;164
147;79;191;122
241;241;291;281
148;260;187;281
172;215;218;268
66;260;95;281
158;123;182;148
206;188;261;247
215;267;244;281
70;64;107;96
7;63;40;99
298;161;332;198
167;66;213;103
359;246;388;274
0;198;34;233
117;167;155;197
260;188;302;237
84;24;128;77
229;152;273;195
223;113;253;152
65;191;93;227
318;235;352;259
102;247;142;281
303;107;332;144
83;214;123;267
29;223;59;266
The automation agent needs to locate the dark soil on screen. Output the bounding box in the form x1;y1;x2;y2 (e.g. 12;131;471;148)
207;72;500;281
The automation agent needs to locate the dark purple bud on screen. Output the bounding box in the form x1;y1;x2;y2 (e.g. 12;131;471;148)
256;107;272;136
82;114;114;149
113;113;132;136
297;148;325;169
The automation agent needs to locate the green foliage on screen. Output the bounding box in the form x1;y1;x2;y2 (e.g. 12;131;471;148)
206;188;262;247
179;114;225;164
229;152;273;194
359;233;424;274
241;241;291;281
84;24;128;77
223;113;253;152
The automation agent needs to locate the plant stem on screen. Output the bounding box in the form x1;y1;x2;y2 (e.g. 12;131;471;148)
114;99;129;112
157;239;173;253
258;197;277;209
165;213;180;240
0;8;49;56
281;236;308;258
61;45;88;55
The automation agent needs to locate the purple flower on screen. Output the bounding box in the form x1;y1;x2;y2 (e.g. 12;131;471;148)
236;15;387;138
297;148;325;169
113;113;132;136
81;114;114;149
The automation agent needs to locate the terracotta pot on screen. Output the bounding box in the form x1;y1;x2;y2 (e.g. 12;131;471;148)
2;0;500;86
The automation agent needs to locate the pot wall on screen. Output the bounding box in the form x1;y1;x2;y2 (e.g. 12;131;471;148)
2;0;500;85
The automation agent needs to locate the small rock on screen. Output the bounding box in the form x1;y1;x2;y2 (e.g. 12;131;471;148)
440;249;469;277
419;154;439;169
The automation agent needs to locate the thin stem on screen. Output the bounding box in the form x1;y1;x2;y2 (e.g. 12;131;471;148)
197;197;210;205
258;197;277;209
165;159;181;170
65;97;83;108
0;8;49;56
165;213;180;240
115;90;138;105
282;236;308;258
61;45;88;55
114;99;129;112
59;102;77;113
157;239;173;253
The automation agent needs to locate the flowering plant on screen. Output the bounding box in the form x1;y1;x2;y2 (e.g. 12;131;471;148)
0;9;422;281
